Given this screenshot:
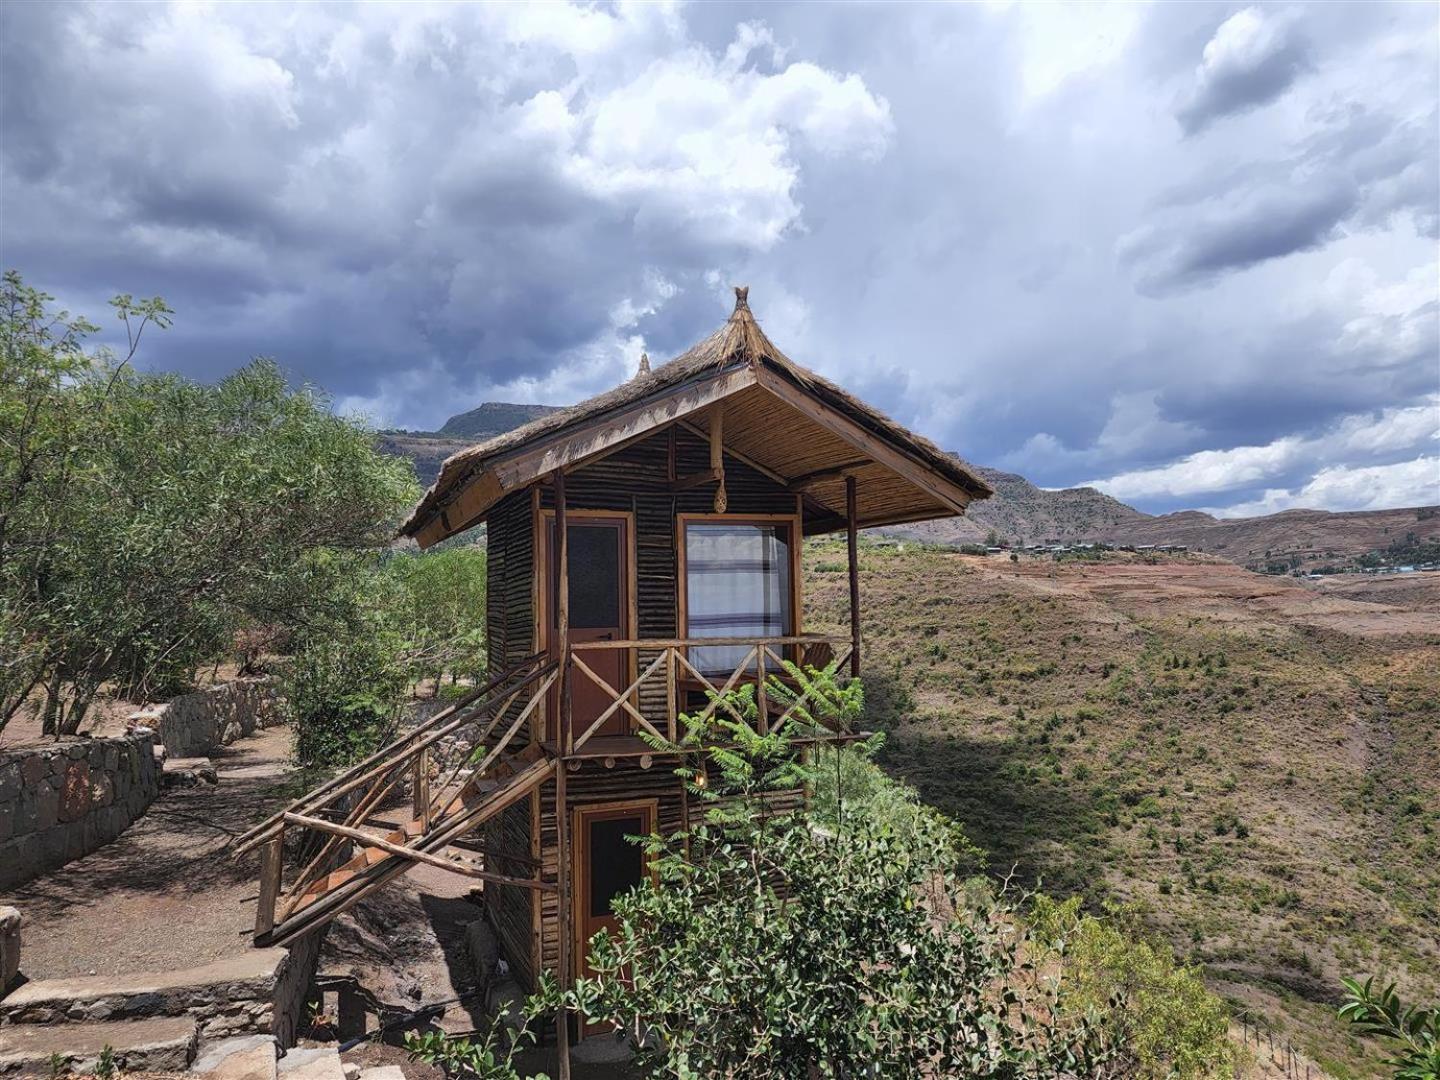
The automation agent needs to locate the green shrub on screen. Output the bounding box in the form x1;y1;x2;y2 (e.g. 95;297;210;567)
1338;976;1440;1079
551;715;1115;1078
1031;896;1237;1078
284;560;410;768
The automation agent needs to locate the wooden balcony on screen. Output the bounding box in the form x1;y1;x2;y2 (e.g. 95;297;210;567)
558;633;858;757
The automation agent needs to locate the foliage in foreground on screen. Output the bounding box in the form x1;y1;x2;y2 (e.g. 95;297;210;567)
1031;896;1235;1079
1339;976;1440;1080
406;669;1239;1079
0;271;418;736
547;667;1109;1078
404;1024;548;1080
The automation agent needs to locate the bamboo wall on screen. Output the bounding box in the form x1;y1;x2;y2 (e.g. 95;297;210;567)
479;421;812;991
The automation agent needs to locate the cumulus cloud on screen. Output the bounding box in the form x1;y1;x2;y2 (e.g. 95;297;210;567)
1176;8;1311;135
0;2;891;419
1209;455;1440;517
1119;103;1436;294
1088;396;1439;504
1;0;1436;519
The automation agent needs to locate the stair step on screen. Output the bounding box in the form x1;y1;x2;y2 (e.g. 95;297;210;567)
191;1034;276;1079
277;1046;345;1080
0;1015;198;1075
0;950;286;1028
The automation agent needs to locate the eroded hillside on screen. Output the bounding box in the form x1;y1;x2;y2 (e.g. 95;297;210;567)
804;543;1440;1078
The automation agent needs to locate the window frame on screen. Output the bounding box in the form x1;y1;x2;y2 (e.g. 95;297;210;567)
676;512;803;674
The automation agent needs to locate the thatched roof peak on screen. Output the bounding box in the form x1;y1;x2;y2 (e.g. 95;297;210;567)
400;287;991;543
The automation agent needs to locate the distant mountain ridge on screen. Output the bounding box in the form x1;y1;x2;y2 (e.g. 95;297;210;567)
434;402;564;440
382;402;1440;567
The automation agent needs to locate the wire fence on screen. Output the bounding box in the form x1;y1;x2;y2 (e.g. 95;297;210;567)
1236;1008;1317;1079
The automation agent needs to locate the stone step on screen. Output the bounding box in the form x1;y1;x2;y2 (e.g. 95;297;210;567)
163;757;219;788
191;1034;277;1080
0;950;286;1037
0;1014;198;1075
277;1046;345;1080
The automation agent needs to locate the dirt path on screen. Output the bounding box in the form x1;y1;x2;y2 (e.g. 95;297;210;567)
6;724;298;978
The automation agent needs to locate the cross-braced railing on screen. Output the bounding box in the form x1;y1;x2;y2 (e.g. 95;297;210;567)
566;634;855;754
234;654;558;945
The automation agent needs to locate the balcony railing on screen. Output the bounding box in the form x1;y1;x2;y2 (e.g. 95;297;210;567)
563;633;854;754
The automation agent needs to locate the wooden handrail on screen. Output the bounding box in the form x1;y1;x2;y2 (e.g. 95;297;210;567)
233;654;550;857
283;811;557;893
570;634;847;651
556;636;857;753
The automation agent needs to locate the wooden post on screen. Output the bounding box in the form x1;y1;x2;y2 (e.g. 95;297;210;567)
554;764;572;1078
255;833;283;937
665;647;678;743
552;467;573;1080
846;475;861;678
412;747;431;830
555;470;571;755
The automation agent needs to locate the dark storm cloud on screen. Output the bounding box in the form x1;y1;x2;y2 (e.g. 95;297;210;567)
1175;7;1312;135
1120;101;1436;294
1;0;1436;516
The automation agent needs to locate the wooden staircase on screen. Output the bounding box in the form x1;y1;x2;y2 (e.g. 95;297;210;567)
233;657;559;948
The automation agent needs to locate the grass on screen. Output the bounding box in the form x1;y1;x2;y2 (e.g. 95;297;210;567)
803;538;1440;1078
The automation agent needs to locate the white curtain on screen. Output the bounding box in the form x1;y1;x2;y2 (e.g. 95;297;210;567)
685;522;791;675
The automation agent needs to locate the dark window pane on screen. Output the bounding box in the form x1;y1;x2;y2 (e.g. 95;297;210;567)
566;525;620;629
589;814;644;918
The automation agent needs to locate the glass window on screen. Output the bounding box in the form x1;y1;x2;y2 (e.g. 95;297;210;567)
684;521;792;675
588;814;645;918
556;523;621;630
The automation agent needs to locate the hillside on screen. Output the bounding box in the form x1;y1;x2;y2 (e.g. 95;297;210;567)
379;402;564;488
804;543;1440;1078
899;462;1152;545
434;401;563;440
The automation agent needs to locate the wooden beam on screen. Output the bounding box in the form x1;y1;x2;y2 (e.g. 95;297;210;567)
554;761;573;1078
846;475;861;679
412;748;430;831
709;406;726;513
674;418;791;489
791;459;870;490
282;812;557;893
669;466;722;492
554;469;570;756
752;366;975;517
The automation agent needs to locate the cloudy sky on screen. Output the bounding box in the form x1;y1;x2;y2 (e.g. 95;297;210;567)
2;1;1436;516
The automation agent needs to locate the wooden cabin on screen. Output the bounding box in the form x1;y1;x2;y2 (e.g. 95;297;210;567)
238;287;989;1065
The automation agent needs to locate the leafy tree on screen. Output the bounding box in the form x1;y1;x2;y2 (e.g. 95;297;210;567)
282;554;412;768
0;271;418;735
386;545;488;691
1339;976;1440;1080
1030;896;1236;1079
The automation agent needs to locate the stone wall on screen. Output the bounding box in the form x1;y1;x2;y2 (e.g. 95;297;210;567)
0;733;160;892
0;907;19;993
142;678;281;759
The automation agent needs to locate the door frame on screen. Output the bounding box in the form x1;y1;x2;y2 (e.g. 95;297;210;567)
535;507;638;740
570;796;659;1035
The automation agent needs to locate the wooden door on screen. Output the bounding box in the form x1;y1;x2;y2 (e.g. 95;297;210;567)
546;516;630;739
573;799;656;1034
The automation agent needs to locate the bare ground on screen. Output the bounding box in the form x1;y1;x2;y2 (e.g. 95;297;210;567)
6;723;299;978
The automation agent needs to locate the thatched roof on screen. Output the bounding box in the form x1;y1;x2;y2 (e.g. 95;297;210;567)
402;287;991;545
